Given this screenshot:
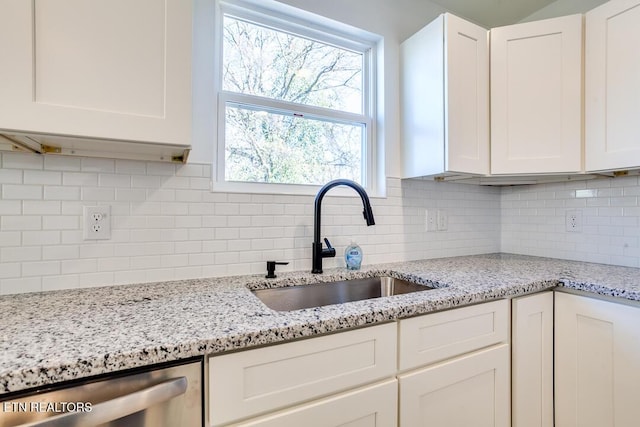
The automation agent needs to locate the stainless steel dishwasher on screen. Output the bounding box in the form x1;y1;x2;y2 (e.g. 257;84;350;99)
0;358;203;427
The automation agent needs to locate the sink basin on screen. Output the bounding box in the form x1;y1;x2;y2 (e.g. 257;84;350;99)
252;276;435;311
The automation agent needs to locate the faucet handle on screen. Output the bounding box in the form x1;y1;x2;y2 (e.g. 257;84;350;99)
322;238;336;258
266;261;289;279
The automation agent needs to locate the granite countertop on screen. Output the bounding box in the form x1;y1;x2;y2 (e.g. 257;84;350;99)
2;253;640;396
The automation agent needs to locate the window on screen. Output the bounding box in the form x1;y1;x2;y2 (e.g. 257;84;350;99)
214;1;376;194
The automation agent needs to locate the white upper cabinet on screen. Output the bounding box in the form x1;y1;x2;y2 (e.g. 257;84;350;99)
0;0;192;147
490;15;583;175
401;13;490;178
585;0;640;172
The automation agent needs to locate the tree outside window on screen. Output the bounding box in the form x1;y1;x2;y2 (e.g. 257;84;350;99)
219;14;373;188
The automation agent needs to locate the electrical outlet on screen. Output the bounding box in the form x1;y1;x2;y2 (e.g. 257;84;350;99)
437;210;448;231
565;209;582;232
84;205;111;240
425;209;437;232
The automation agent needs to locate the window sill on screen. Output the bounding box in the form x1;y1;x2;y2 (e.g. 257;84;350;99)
210;180;386;199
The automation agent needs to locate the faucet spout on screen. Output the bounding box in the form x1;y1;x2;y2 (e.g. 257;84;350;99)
312;179;375;274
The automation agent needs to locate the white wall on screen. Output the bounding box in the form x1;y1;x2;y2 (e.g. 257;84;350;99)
502;176;640;268
0;152;501;295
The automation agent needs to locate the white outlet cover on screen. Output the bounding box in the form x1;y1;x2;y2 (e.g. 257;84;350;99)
565;209;582;232
83;205;111;240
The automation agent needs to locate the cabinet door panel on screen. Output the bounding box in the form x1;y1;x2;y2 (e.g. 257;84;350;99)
399;344;510;427
491;15;583;174
209;323;396;426
512;292;553;427
234;379;397;427
445;13;490;175
0;0;191;145
401;13;489;178
398;299;509;371
555;292;640;427
586;0;640;171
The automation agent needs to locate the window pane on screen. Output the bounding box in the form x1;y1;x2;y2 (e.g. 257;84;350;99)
225;104;363;185
223;16;363;114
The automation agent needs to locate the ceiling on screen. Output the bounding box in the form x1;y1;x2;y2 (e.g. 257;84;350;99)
427;0;557;27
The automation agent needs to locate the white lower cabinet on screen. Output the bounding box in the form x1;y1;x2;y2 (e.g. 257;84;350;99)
555;292;640;427
511;292;554;427
209;323;397;426
398;344;511;427
232;379;397;427
209;299;512;426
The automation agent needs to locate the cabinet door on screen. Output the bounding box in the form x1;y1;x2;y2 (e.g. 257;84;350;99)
0;0;191;145
399;344;511;427
233;379;397;427
555;292;640;427
444;14;490;175
398;299;509;371
585;0;640;171
209;323;397;426
491;15;583;174
512;292;553;427
401;13;489;178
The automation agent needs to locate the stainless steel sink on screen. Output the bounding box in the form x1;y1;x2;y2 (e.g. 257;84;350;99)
252;276;435;311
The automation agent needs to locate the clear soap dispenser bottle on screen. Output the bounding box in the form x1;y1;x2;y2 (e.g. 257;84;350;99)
344;242;363;270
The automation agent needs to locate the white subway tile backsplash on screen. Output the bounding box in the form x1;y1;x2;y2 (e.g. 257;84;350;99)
0;169;22;184
115;159;146;175
3;184;42;200
23;201;61;215
0;201;22;215
99;173;131;188
44;156;81;171
21;261;60;277
22;230;60;246
42;216;79;230
0;263;21;279
502;176;640;268
42;245;79;261
1;247;41;262
45;186;81;201
1;155;507;295
81;187;115;201
176;164;205;177
2;216;41;231
63;172;98;187
3;153;43;170
146;162;176;176
1;277;41;294
23;170;61;185
42;274;79;291
81;158;115;173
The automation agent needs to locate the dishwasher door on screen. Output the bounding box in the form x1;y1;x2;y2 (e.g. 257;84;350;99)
0;358;202;427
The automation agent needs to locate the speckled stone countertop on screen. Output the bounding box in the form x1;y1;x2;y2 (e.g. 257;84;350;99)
2;253;640;395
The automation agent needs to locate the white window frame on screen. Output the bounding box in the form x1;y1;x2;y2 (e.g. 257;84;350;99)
212;0;379;197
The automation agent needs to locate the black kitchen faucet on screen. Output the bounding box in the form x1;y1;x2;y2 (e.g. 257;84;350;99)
312;179;375;274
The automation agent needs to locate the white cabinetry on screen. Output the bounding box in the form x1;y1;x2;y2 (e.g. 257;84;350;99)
401;13;490;178
209;299;512;427
399;344;510;427
585;0;640;172
231;379;397;427
398;299;511;427
512;292;554;427
491;15;583;175
209;323;396;426
555;292;640;427
0;0;191;150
